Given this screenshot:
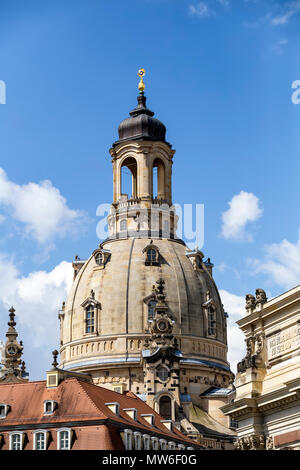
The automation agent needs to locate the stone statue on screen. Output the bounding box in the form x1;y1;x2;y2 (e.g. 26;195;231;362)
255;289;267;306
245;294;256;313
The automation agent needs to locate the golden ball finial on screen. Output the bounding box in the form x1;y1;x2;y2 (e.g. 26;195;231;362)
138;68;146;93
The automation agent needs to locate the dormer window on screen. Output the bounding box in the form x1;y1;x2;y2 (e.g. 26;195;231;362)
93;247;111;268
143;243;160;266
0;403;10;418
81;292;101;336
95;252;104;265
203;292;217;338
44;400;57;415
207;307;216;336
85;305;95;333
207;307;216;337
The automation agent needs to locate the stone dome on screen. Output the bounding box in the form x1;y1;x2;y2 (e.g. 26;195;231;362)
115;94;167;145
60;236;230;379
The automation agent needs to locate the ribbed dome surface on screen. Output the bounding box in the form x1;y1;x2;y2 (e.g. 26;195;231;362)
115;94;167;144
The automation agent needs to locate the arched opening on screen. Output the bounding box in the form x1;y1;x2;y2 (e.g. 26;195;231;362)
159;395;172;420
152;158;165;200
121;157;138;199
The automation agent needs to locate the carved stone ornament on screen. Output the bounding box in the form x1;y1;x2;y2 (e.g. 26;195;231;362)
245;294;256;313
266;436;274;450
235;435;265;451
237;334;265;373
255;288;267;306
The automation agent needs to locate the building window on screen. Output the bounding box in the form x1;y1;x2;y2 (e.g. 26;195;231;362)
160;439;167;450
33;431;47;450
44;400;57;414
143;243;160;266
156;366;169;382
148;299;157;321
147;248;157;263
85;305;95;333
134;432;142;450
57;429;72;450
159;395;172;420
151;436;159;450
143;434;150;450
9;432;23;450
0;404;9;418
207;308;216;336
95;252;104;265
124;429;133;450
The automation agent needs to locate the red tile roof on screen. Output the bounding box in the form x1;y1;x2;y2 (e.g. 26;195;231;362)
0;377;198;448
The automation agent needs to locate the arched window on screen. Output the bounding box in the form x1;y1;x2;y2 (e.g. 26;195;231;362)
147;248;157;263
120;219;127;232
159;396;172;420
86;305;95;334
143;243;159;266
156;365;169;383
33;431;47;450
148;299;157;321
121;157;137;199
95;252;104;265
152;158;165;200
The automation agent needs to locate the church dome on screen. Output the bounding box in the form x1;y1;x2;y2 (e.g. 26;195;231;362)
60;237;230;378
58;73;234;438
115;94;167;145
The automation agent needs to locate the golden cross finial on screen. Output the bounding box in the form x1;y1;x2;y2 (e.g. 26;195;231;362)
138;68;146;93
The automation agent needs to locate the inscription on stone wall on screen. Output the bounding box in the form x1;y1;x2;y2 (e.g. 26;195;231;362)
268;323;300;360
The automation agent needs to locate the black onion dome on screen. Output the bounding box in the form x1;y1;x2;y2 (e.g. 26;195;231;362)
114;93;168;146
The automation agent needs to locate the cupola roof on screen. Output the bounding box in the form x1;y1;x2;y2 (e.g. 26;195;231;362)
115;93;168;145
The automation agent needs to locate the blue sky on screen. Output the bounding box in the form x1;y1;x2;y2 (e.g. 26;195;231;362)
0;0;300;379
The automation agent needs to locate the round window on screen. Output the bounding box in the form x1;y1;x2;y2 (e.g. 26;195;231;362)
156;366;169;382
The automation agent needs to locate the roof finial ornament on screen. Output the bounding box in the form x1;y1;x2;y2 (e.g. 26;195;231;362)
52;350;59;369
138;68;146;94
8;306;16;327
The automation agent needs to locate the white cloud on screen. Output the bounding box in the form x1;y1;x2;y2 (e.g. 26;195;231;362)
250;229;300;291
221;190;263;242
189;0;230;17
189;2;215;18
0;255;73;379
271;38;289;54
220;289;245;373
271;1;300;26
0;168;86;244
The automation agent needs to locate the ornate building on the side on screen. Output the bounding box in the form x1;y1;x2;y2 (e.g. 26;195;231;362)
222;285;300;450
57;71;236;448
0;307;28;384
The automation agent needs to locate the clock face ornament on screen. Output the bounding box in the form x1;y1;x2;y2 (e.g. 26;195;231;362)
7;346;16;355
157;319;168;332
